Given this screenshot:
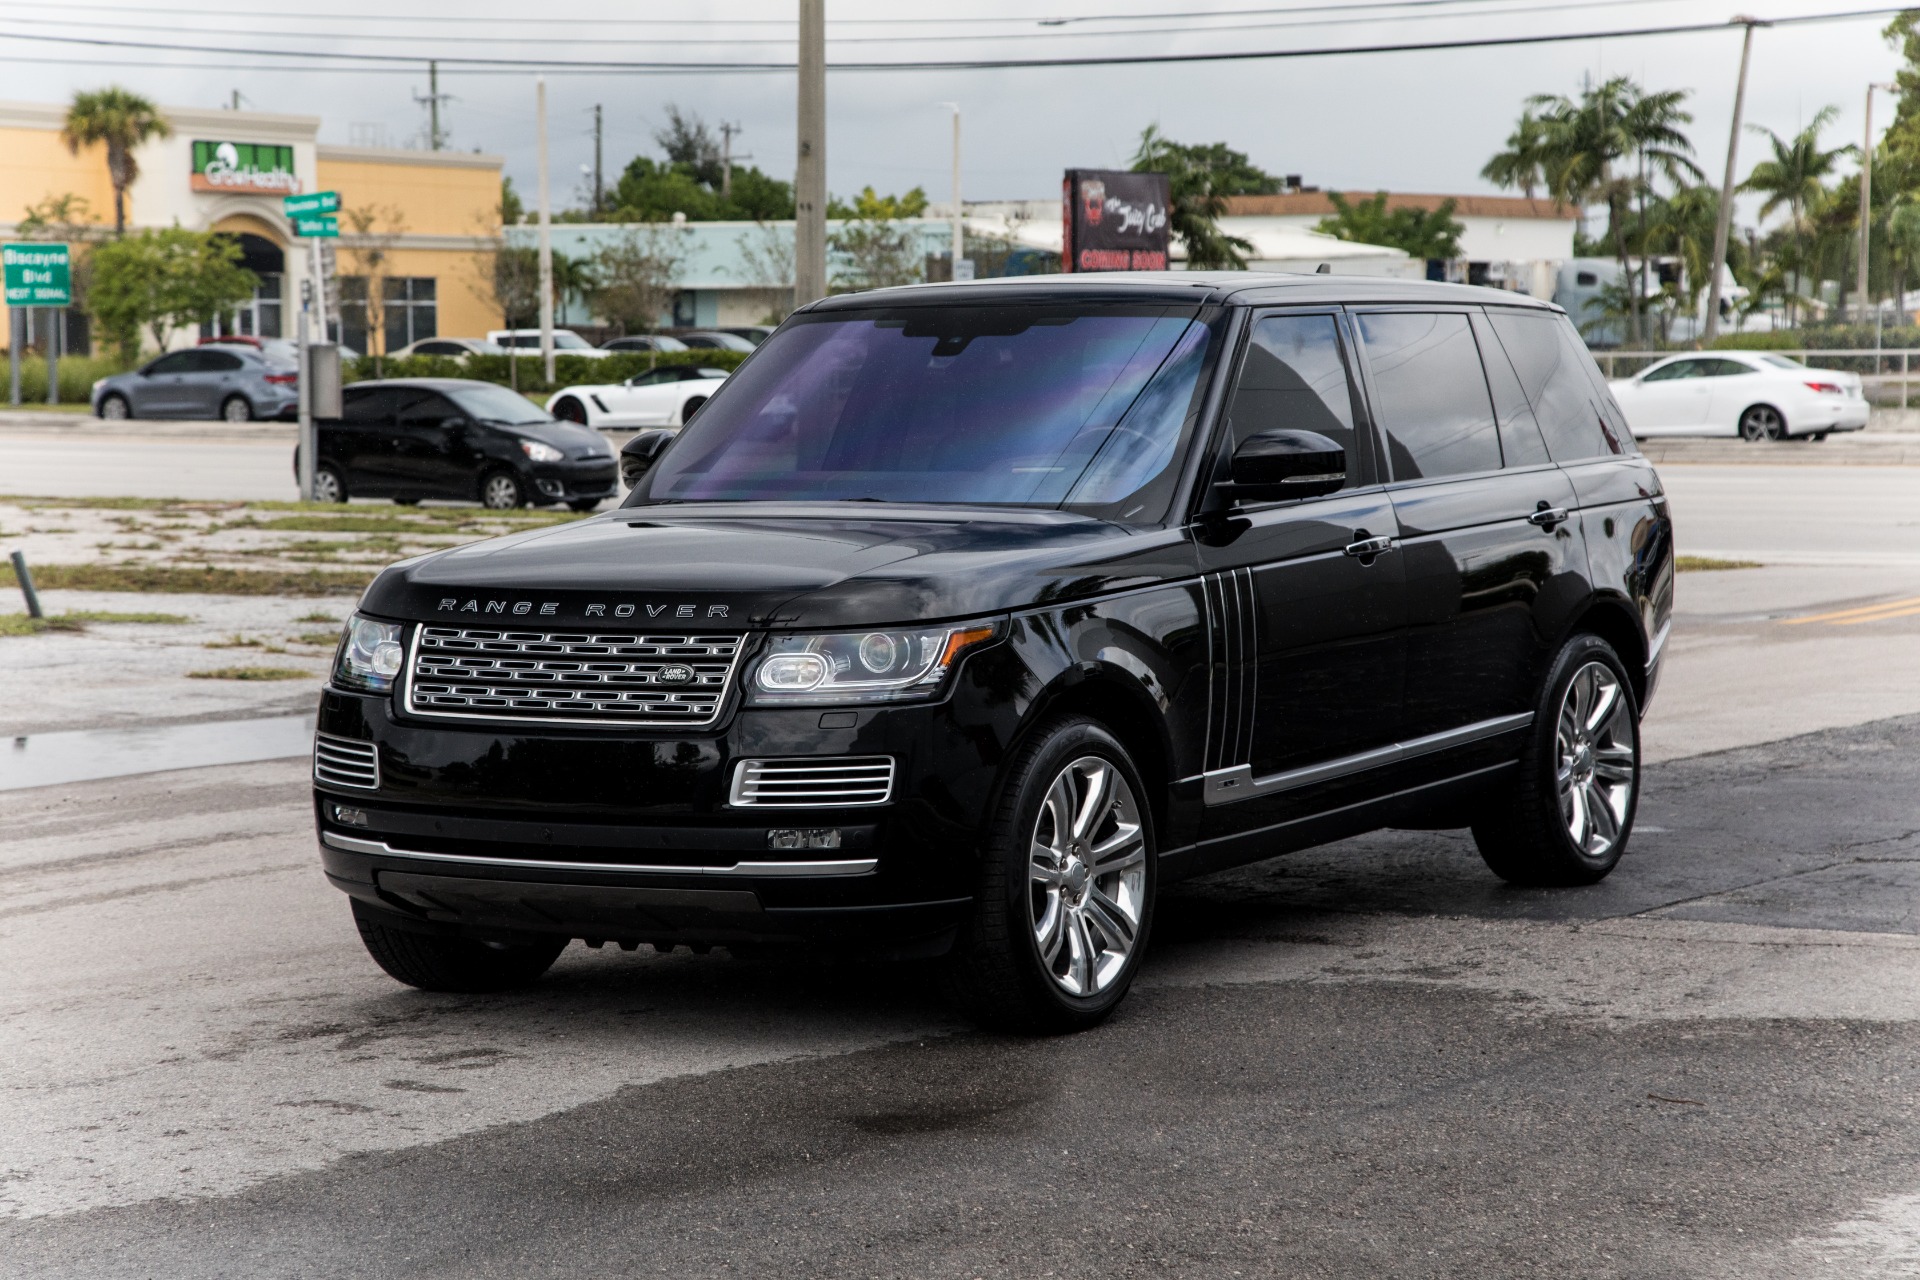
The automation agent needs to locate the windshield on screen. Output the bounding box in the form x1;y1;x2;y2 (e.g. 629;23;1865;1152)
1759;354;1804;370
641;304;1223;521
449;383;553;425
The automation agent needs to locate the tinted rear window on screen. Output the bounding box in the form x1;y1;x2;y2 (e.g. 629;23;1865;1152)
1486;311;1625;462
1358;311;1501;480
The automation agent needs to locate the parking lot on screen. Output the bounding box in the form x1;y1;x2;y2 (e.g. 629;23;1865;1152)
1;440;1918;1277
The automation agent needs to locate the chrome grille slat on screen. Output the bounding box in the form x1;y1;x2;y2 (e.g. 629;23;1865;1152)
406;626;745;727
314;733;380;790
730;756;895;807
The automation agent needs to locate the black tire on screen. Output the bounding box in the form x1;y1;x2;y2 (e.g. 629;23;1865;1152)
351;899;567;993
98;393;132;421
480;470;525;510
1739;404;1785;442
1809;431;1829;442
942;716;1156;1033
313;464;348;504
393;497;421;506
552;396;588;425
679;395;708;425
1472;634;1641;887
220;394;254;423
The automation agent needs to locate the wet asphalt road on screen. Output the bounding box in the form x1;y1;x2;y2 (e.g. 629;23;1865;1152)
7;712;1920;1278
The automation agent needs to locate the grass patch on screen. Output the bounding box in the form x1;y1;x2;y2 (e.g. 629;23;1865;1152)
291;631;342;645
295;611;340;623
0;609;187;635
204;634;266;649
245;515;443;534
0;496;243;512
0;562;371;596
1676;555;1763;572
187;666;312;681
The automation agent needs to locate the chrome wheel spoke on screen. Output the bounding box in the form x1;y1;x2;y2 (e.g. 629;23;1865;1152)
1585;781;1620;848
1554;659;1637;858
1084;886;1137;951
1072;763;1110;842
1027;753;1147;999
1036;896;1065;966
1065;913;1095;994
1030;840;1065;887
1584;675;1620;733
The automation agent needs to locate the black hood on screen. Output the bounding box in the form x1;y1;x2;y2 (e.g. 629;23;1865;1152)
494;418;609;458
359;503;1193;629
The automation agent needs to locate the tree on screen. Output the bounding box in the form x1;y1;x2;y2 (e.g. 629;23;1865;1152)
1481;110;1551;200
588;226;683;334
1635;184;1728;323
828;188;929;292
489;246;542;329
604;106;795;223
340;203;404;368
548;249;594;319
734;222;796;322
61;87;171;236
1130;124;1254;270
499;176;525;227
18;193;107;323
1741;107;1851;326
654;105;723;189
1316;192;1464;260
86;227;256;358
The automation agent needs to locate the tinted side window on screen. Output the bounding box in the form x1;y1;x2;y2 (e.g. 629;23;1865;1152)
1226;314;1361;488
399;394;460;427
147;352;196;375
1471;311;1551;467
201;350;244;372
342;387;399;424
1358;311;1501;480
1641;359;1702;382
1709;358;1756;377
1487;311;1623;462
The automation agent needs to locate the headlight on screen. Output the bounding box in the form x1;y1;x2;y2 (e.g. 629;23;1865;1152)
747;621;1000;705
332;615;406;693
520;440;564;462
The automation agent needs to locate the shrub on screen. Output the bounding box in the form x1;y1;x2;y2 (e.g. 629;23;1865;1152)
0;353;136;404
343;347;747;397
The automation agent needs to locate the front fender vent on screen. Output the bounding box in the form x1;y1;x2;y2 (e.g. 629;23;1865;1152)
729;756;895;808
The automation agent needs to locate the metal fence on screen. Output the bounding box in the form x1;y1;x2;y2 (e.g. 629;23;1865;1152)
1595;349;1920;408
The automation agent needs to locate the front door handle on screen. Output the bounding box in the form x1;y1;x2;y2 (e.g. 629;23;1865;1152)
1344;534;1395;559
1528;503;1570;529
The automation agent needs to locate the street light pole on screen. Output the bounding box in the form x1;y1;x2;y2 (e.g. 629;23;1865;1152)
1705;16;1765;345
948;104;964;278
536;75;554;384
1859;82;1897;326
794;0;827;307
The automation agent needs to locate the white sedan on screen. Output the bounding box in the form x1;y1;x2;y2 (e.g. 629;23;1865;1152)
544;366;731;429
1607;351;1869;441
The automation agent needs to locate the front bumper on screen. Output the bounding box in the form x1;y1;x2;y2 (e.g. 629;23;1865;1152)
525;459;618;503
312;676;1012;952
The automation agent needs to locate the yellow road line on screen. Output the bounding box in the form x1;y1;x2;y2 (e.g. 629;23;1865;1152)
1780;596;1920;625
1833;602;1920;626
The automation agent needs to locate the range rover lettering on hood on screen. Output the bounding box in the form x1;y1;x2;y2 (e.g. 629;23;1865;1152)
436;598;733;620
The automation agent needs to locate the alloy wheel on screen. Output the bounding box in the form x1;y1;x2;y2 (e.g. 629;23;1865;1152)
1028;755;1147;998
222;397;252;423
1555;661;1637;857
313;469;344;504
100;396;129;421
1740;406;1782;442
483;474;522;509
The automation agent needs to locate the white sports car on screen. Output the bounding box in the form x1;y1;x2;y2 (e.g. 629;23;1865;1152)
1607;351;1869;441
544;366;731;429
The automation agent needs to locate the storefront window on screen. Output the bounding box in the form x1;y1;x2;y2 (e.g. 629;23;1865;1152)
339;275;437;354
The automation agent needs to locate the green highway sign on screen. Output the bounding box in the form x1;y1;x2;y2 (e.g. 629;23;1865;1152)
2;243;72;306
283;190;340;217
292;214;339;238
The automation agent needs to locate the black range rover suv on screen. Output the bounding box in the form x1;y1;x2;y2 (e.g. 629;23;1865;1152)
315;273;1673;1031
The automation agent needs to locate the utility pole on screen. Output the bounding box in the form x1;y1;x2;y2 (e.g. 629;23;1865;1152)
537;76;554;383
946;103;964;278
593;104;604;216
1704;16;1766;345
1860;82;1896;325
719;122;744;200
794;0;827;307
414;62;450;151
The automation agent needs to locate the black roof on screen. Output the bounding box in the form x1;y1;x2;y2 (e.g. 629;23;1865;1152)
805;271;1561;314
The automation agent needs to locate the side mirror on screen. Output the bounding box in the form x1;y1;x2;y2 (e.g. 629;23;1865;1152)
1220;429;1346;502
620;429;673;490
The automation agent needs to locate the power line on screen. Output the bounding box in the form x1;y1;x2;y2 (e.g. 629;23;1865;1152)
0;6;1902;73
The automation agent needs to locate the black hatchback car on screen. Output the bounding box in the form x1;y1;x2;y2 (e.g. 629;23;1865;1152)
308;378;617;509
312;275;1673;1030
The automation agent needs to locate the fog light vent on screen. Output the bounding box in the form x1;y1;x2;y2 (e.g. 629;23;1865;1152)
730;756;894;807
767;828;843;851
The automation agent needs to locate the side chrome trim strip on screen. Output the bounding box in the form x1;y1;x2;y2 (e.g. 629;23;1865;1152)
1203;711;1535;806
1646;619;1672;668
320;830;878;878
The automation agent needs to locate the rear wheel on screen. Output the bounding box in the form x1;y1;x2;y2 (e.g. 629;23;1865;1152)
480;470;525;510
99;393;131;420
679;395;708;425
1809;431;1830;442
351;900;567;993
943;716;1154;1033
552;396;588;424
1473;634;1640;886
220;394;254;423
1739;404;1785;442
313;465;348;504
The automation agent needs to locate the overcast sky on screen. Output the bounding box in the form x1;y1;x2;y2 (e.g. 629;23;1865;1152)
4;1;1908;227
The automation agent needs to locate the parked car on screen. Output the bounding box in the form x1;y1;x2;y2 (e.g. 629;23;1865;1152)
601;334;689;353
94;346;298;422
545;365;731;428
716;325;775;347
1607;351;1870;441
393;338;507;360
312;274;1672;1031
486;329;614;358
300;378;616;510
675;330;757;352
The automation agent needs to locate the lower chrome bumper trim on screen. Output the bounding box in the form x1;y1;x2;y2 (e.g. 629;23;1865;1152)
320;830;878;878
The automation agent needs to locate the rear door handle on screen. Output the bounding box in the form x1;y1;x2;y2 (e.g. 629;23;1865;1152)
1344;535;1395;558
1528;505;1570;528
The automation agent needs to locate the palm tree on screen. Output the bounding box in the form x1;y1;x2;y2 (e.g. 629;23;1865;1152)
61;87;171;236
1741;106;1851;325
1481;110;1550;200
1639;185;1724;326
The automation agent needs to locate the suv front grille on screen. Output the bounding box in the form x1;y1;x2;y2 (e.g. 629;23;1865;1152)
315;733;380;789
405;626;745;727
730;756;896;807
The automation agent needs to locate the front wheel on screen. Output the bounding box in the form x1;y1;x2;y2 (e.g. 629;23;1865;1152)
99;393;131;421
352;900;566;993
1473;634;1640;886
480;470;525;510
1739;404;1785;442
943;717;1155;1033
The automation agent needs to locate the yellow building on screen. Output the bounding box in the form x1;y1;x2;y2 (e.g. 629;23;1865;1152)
0;98;504;355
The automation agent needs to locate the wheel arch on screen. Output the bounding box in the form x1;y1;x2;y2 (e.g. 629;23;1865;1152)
1558;593;1648;709
1011;663;1176;845
1740;401;1787;435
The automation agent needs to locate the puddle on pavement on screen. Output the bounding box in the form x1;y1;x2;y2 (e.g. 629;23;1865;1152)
1;714;315;791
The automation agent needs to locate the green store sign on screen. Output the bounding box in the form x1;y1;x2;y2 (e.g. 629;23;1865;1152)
191;140;299;196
